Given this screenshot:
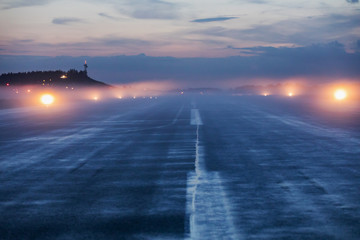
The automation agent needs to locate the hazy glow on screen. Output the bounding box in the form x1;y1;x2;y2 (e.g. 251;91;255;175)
288;92;293;97
334;89;347;100
41;94;54;105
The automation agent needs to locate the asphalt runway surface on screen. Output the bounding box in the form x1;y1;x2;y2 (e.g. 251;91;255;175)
0;95;359;239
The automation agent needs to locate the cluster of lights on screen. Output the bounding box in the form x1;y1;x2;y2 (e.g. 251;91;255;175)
259;89;348;101
7;86;343;107
37;93;158;106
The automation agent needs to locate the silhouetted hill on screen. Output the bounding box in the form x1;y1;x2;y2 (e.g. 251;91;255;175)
0;69;110;88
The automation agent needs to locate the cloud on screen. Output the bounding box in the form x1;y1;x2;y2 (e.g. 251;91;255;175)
120;0;178;19
346;0;359;3
42;37;151;48
92;36;152;47
1;0;52;9
238;41;346;55
353;39;360;52
245;0;268;3
2;41;358;87
52;17;83;25
191;14;360;48
0;36;158;56
18;39;34;43
98;13;118;20
191;17;237;23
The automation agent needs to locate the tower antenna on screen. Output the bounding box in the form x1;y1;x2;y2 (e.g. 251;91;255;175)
84;60;88;75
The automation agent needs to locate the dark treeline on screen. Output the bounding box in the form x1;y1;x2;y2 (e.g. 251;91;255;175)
0;69;109;87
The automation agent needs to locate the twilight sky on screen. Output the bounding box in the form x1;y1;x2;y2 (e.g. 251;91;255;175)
1;0;360;57
0;0;360;86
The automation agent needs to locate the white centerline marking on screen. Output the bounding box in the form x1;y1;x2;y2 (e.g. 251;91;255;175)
190;109;203;125
186;108;241;239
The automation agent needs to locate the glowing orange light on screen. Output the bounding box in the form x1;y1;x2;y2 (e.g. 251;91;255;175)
263;93;268;96
288;92;293;97
27;89;31;93
60;75;67;79
334;89;347;100
41;94;54;105
93;96;98;101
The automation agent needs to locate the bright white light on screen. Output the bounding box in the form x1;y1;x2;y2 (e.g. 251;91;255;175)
41;94;54;105
334;89;346;100
288;92;293;97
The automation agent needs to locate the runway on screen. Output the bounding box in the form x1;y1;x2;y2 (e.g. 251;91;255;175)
0;95;359;239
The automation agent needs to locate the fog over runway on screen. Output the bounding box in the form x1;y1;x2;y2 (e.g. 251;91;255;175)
0;95;359;239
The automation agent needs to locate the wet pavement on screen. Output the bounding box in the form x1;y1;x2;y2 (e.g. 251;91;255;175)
0;95;359;239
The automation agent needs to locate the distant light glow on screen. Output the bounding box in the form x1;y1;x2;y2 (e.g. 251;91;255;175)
334;89;347;100
60;75;67;79
288;92;293;97
93;96;98;101
41;94;54;105
263;93;268;96
27;89;31;93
